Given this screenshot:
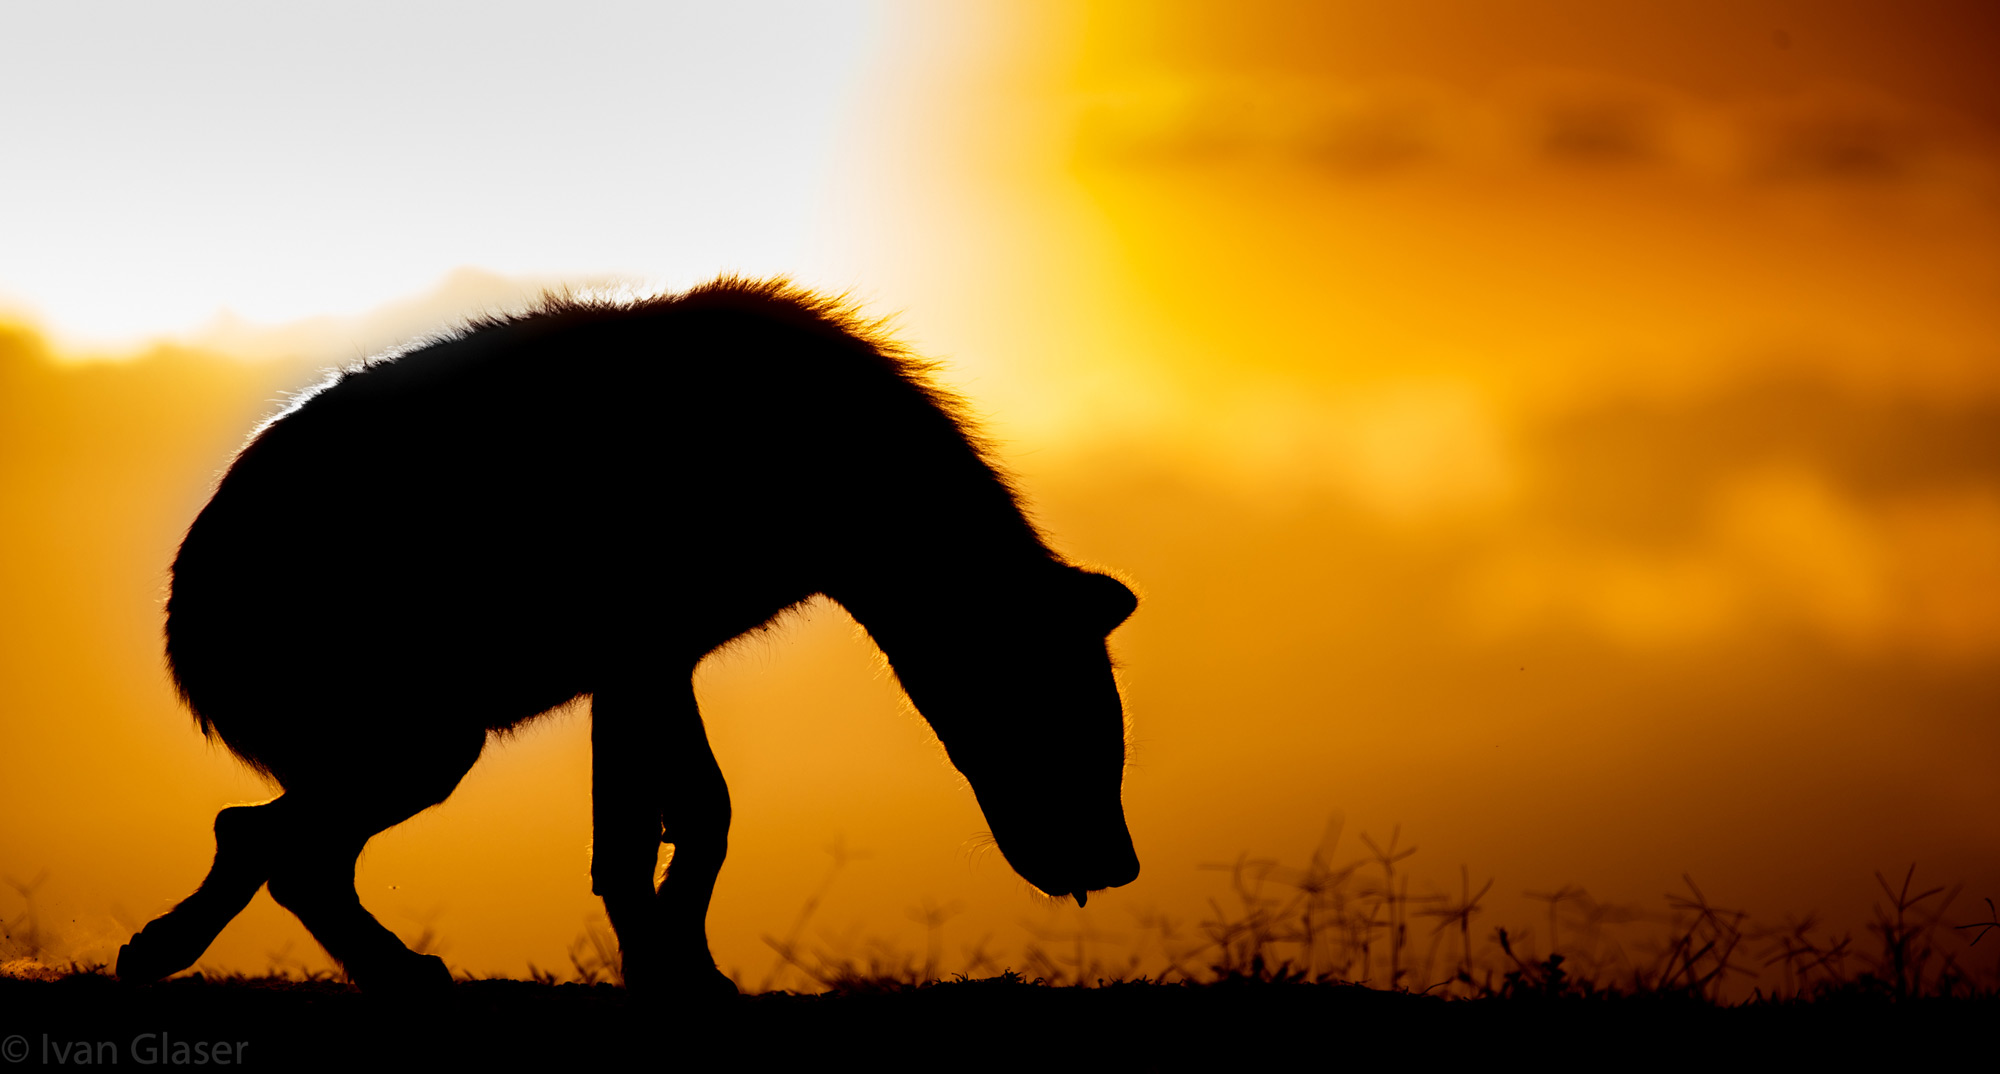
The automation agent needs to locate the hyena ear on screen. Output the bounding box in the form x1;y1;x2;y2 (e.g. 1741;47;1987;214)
1066;568;1138;636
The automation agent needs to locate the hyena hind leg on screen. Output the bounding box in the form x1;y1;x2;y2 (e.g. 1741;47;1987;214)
263;729;484;994
117;798;288;984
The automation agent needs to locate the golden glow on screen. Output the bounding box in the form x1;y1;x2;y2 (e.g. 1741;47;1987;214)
4;1;1998;986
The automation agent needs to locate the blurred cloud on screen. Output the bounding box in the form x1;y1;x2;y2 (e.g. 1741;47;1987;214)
1074;70;1997;194
1189;377;1515;521
1714;465;1891;648
1455;382;2000;658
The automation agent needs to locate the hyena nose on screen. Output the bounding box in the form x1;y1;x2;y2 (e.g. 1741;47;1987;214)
1102;850;1140;889
1075;848;1139;903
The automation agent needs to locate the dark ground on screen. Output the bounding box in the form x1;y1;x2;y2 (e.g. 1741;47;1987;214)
2;973;1988;1068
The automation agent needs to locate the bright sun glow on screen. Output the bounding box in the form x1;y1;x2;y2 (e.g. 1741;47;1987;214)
0;2;884;345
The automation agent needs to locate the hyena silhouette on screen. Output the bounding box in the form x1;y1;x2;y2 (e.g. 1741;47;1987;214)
116;278;1140;994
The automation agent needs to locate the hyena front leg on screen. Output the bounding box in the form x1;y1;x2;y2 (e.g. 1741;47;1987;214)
591;680;736;998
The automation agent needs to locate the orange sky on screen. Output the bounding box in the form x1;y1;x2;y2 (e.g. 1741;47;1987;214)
4;1;1998;990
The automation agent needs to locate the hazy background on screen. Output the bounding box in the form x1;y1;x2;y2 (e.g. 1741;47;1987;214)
4;0;1997;985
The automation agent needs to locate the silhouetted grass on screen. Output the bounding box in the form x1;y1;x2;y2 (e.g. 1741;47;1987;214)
6;825;1996;1065
5;955;1990;1066
8;832;1996;1004
726;820;1998;1005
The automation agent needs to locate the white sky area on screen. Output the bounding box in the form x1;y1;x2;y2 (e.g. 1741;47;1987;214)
0;1;889;344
